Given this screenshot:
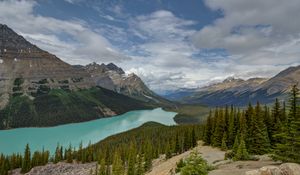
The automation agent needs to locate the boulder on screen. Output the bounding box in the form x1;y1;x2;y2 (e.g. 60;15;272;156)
259;166;282;175
245;163;300;175
245;166;281;175
279;163;300;175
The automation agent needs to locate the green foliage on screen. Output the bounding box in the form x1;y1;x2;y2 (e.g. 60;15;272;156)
203;86;300;163
233;137;249;161
0;87;150;129
112;151;124;175
21;144;31;173
178;151;211;175
273;85;300;163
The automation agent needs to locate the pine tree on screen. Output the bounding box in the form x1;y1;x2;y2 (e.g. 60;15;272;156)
232;135;240;154
221;132;228;151
247;102;270;154
21;144;31;173
212;108;224;147
174;134;180;154
54;144;62;163
112;151;124;175
66;144;73;163
98;158;106;175
191;127;197;148
270;99;283;146
233;136;249;161
203;111;213;145
227;106;236;148
136;154;144;175
144;140;152;172
274;85;300;163
127;143;136;175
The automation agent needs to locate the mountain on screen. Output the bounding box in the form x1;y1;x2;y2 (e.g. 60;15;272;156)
0;24;151;129
166;66;300;106
79;62;173;105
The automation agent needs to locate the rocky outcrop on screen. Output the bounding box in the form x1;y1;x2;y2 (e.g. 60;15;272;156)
84;62;172;105
12;162;97;175
245;163;300;175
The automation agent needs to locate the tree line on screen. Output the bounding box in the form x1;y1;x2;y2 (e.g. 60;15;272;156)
0;122;201;175
203;85;300;162
0;86;299;174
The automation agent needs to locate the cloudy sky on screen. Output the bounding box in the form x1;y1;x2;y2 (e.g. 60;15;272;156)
1;0;300;93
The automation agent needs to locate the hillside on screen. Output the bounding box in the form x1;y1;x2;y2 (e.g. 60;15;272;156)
0;24;153;129
165;66;300;106
80;62;174;106
0;87;150;129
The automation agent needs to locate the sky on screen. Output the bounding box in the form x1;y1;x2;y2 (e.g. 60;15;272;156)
0;0;300;93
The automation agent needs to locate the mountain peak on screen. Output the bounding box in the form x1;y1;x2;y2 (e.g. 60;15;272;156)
0;24;41;53
106;63;125;74
223;76;243;83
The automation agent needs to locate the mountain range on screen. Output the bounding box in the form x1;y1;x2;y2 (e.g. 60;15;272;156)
164;66;300;106
0;24;171;129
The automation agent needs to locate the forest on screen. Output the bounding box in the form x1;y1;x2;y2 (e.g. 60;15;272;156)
0;85;299;175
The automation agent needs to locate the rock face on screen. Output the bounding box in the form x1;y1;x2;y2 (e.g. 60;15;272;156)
0;24;94;109
168;65;300;106
83;62;171;105
0;24;152;129
245;163;300;175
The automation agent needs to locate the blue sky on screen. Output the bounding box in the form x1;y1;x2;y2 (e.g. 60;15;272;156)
1;0;300;93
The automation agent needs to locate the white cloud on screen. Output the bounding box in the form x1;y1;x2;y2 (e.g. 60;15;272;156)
193;0;300;65
0;0;130;65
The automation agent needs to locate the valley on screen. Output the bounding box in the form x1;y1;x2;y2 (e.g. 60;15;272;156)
1;0;300;174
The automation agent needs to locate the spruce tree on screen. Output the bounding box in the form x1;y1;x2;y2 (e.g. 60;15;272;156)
127;143;136;175
227;106;236;148
274;85;300;163
233;136;249;161
98;158;106;175
247;102;270;154
203;111;213;145
21;144;31;173
221;132;228;151
112;151;124;175
212;108;224;147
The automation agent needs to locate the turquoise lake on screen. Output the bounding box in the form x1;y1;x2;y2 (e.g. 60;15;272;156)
0;108;176;155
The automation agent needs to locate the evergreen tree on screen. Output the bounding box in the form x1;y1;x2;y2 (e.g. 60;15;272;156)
66;144;73;163
274;85;300;163
247;102;270;154
227;106;236;148
98;158;106;175
233;136;249;161
127;143;136;175
191;128;197;148
112;151;124;175
232;135;240;154
212;108;224;147
21;144;31;173
136;154;144;175
203;111;213;145
221;132;228;151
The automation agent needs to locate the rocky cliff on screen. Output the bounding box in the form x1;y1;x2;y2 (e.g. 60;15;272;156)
0;24;151;129
82;62;172;105
0;24;94;109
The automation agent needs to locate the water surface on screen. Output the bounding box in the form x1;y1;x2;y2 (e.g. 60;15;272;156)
0;108;176;155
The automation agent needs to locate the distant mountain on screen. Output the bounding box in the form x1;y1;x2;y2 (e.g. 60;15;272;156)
0;24;153;129
79;62;173;106
166;66;300;106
